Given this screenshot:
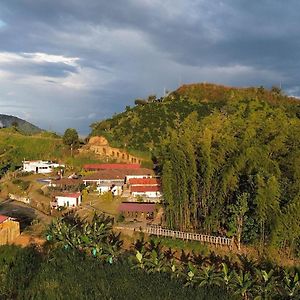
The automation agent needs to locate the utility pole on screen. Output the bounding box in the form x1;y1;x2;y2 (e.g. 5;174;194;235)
71;144;73;157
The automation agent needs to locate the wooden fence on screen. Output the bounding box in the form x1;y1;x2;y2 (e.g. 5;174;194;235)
143;225;234;248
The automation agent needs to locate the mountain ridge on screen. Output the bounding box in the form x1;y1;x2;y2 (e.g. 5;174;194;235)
0;114;42;135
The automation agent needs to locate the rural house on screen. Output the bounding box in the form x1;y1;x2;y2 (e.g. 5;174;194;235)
23;160;63;174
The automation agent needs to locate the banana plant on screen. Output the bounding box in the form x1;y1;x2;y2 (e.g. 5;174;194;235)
197;265;223;288
253;269;279;299
221;262;234;290
229;270;254;300
280;269;300;299
184;262;199;287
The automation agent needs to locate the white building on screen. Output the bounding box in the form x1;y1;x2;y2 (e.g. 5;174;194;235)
96;183;123;196
23;160;63;174
54;193;82;208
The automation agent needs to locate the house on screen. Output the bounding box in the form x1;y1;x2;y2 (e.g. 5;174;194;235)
83;168;155;187
96;182;123;196
0;215;20;245
118;202;156;220
83;163;141;171
49;178;83;189
53;192;82;208
130;185;162;198
23;160;63;174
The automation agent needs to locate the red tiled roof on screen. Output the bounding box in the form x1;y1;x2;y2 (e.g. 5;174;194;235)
128;178;160;185
118;202;156;212
0;215;9;224
84;164;141;170
55;192;81;198
131;185;160;192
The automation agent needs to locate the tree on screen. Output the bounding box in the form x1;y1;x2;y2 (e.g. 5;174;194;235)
63;128;79;148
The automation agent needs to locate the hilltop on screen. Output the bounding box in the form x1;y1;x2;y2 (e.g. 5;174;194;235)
0;114;42;135
90;83;300;151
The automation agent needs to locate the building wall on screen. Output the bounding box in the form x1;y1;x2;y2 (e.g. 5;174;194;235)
0;220;20;245
79;136;142;164
55;196;81;207
132;191;161;198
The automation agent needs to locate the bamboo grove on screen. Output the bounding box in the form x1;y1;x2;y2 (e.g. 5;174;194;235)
160;98;300;254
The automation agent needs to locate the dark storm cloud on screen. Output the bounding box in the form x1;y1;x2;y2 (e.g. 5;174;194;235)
0;0;299;134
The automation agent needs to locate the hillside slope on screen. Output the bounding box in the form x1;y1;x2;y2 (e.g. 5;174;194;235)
0;114;42;135
90;83;300;151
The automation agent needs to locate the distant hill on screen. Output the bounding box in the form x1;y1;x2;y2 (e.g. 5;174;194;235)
0;114;42;135
89;83;300;151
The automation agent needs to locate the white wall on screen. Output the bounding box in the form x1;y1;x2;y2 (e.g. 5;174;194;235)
132;191;161;198
55;196;81;207
23;161;61;174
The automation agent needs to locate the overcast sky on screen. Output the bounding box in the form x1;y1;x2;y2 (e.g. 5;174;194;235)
0;1;299;134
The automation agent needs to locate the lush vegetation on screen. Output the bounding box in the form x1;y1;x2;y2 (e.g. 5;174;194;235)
90;83;300;152
160;94;300;255
2;214;298;299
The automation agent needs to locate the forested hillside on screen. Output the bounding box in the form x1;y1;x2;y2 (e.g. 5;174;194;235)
0;114;42;135
91;83;300;255
90;83;300;151
160;96;300;255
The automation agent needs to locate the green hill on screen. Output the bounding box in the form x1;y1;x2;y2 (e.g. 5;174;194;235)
0;114;42;135
0;129;64;175
90;83;300;151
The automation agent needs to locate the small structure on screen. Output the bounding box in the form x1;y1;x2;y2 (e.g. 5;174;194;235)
130;185;161;198
118;202;156;220
53;192;82;208
0;215;20;245
96;182;123;196
23;160;63;174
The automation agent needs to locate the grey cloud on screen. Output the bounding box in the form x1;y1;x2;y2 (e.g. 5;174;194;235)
0;0;299;134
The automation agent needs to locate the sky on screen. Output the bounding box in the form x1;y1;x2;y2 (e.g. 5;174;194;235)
0;1;300;134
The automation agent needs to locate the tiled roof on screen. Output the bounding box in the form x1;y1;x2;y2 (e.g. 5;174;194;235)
83;168;154;181
131;186;160;192
84;163;141;170
118;202;156;212
55;192;81;198
52;178;83;185
0;215;9;224
128;178;160;185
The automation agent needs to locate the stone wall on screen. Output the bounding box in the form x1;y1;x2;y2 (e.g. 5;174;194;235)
80;136;142;164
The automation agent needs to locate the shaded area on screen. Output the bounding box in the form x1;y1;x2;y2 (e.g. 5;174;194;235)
0;200;36;231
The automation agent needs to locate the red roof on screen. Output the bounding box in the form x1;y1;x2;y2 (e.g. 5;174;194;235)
0;215;9;224
131;186;160;193
56;192;81;198
129;178;160;185
84;164;141;170
118;202;156;212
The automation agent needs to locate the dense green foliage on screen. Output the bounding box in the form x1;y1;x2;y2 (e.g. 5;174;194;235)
90;83;300;152
63;128;79;148
160;95;300;255
0;245;228;300
2;215;299;299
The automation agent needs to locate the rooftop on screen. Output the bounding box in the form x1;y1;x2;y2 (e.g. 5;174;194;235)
83;168;154;181
118;202;156;212
131;185;160;192
0;215;9;224
128;178;160;185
